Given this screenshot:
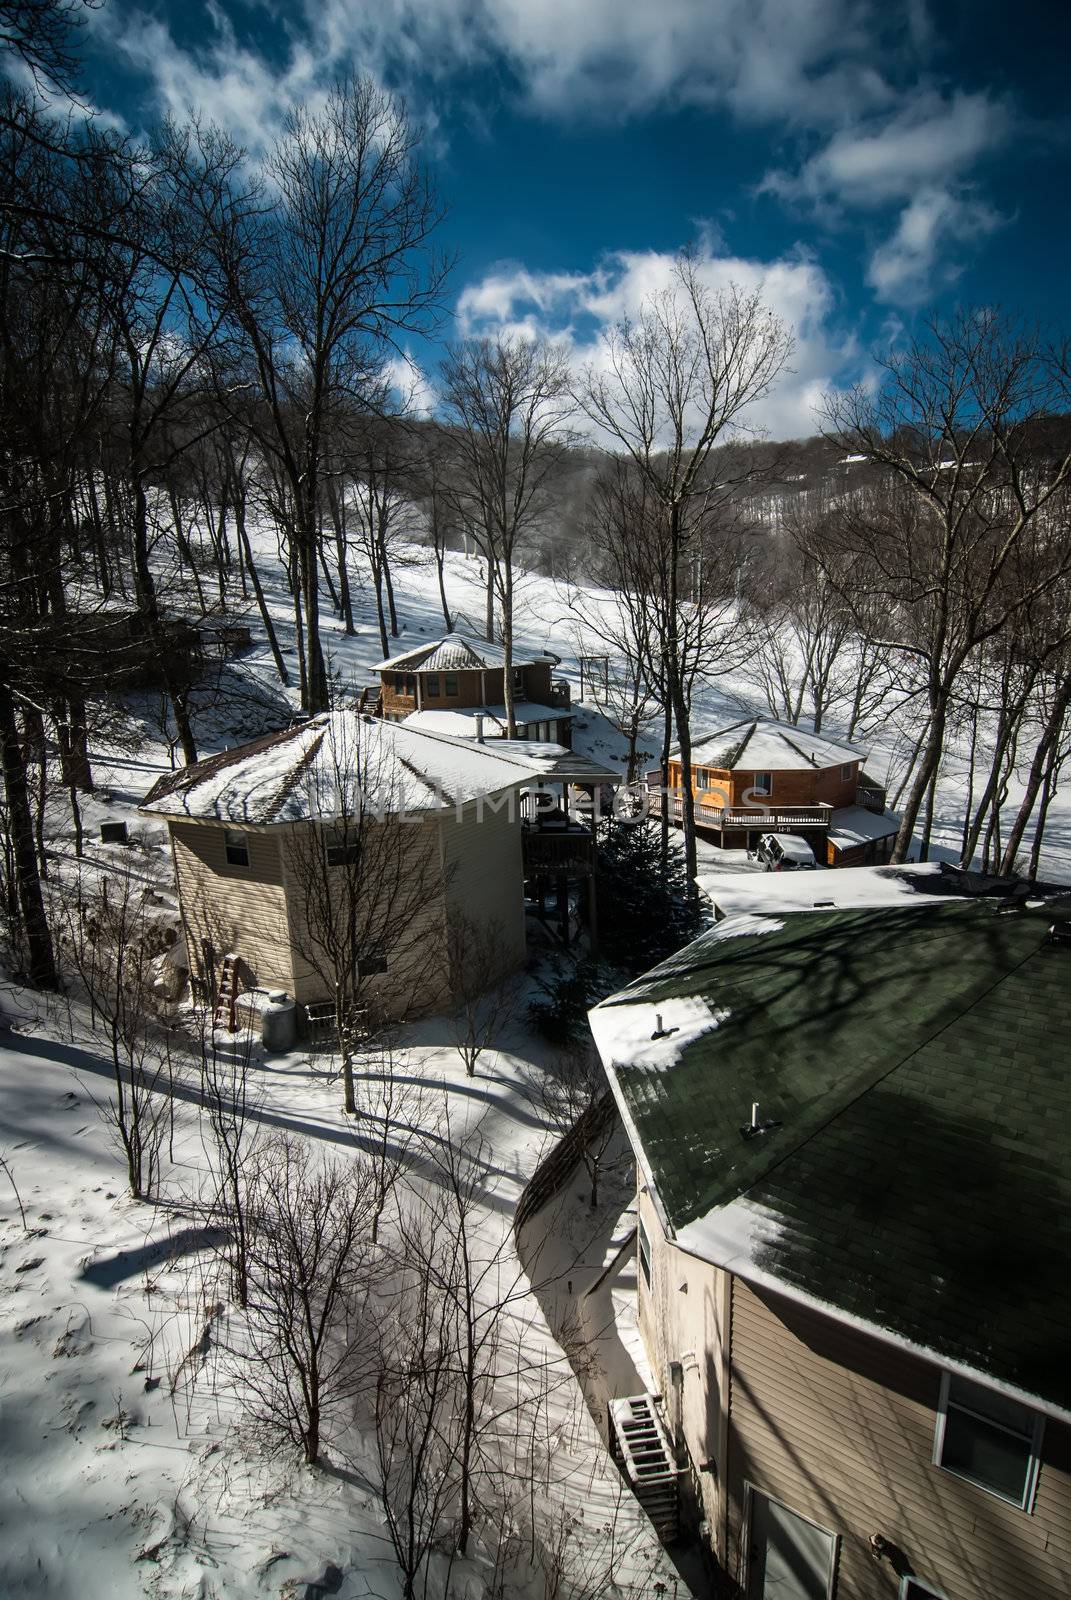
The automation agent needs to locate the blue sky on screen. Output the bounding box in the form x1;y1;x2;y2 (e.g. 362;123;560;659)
72;0;1070;438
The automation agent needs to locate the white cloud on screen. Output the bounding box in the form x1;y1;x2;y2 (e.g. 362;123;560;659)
384;352;436;417
103;0;902;147
456;245;862;440
866;187;1004;305
765;89;1010;208
763;87;1013;306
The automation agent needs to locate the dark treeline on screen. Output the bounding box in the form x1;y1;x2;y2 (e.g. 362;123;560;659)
2;2;1071;991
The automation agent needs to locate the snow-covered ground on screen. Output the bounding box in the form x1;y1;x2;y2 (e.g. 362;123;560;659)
0;984;680;1598
3;506;1068;1599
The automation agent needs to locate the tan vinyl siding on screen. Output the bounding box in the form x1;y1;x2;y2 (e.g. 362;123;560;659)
439;795;526;977
277;817;450;1014
636;1189;729;1555
169;820;295;992
727;1278;1071;1600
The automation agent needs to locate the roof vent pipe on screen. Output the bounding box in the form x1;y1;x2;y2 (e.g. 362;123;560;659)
475;714;485;744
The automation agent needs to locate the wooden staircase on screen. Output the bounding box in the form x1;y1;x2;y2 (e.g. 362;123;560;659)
212;953;240;1036
609;1394;681;1543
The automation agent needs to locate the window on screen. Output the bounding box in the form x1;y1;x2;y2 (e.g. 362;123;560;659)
512;667;525;691
224;830;249;867
753;771;773;796
357;946;389;977
444;674;459;696
934;1372;1043;1509
841;763;854;781
425;673;440;696
326;839;359;867
638;1218;652;1289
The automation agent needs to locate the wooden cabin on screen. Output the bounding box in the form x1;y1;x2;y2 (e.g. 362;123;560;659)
372;632;574;744
655;717;896;865
590;895;1071;1600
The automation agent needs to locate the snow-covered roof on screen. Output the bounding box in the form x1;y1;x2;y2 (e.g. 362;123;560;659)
589;891;1071;1415
371;632;559;674
672;717;866;772
140;712;538;825
492;741;619;786
827;805;900;850
403;702;573;738
696;861;948;915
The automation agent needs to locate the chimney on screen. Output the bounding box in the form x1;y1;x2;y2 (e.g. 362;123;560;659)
475;714;485;744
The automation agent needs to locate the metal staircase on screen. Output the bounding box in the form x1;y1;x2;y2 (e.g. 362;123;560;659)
609;1393;682;1543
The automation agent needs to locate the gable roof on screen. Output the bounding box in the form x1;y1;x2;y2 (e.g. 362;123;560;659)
371;632;558;674
589;894;1071;1413
672;717;866;772
140;711;538;825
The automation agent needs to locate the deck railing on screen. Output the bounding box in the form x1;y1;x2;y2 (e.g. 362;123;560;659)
856;783;887;814
522;825;596;875
656;791;833;830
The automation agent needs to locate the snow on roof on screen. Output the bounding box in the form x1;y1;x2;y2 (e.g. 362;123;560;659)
696;862;949;916
671;717;867;772
827;805;901;849
371;632;558;674
140;711;537;825
492;741;620;785
403;701;574;737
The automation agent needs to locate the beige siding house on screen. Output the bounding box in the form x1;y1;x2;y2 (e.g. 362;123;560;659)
590;890;1071;1600
142;712;534;1016
142;711;614;1020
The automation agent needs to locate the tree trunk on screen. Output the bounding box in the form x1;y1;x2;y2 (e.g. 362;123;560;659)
0;677;58;988
434;540;452;632
236;501;289;687
891;699;946;863
999;672;1071;874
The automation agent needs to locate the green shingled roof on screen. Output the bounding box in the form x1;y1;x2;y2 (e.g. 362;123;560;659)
589;897;1071;1410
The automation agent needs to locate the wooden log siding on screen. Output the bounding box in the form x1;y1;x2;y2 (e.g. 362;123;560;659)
726;1279;1071;1600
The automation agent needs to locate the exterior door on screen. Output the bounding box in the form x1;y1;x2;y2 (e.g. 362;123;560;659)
746;1489;836;1600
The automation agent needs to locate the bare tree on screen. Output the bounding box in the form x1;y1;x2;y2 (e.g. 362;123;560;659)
235;1134;378;1466
61;872;175;1199
191;78;448;712
818;310;1071;862
285;711;447;1114
447;911;520;1078
197;1010;261;1308
578;256;792;885
439;335;576;734
530;1042;620;1210
373;1242;463;1599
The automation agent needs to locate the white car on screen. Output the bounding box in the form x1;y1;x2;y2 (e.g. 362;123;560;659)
756;832;818;871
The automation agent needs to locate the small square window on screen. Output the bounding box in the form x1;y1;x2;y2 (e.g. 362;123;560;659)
326;839;359;867
934;1372;1043;1510
358;947;389;977
753;772;772;796
224;830;249;867
425;674;440;696
444;674;459;696
638;1218;652;1289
